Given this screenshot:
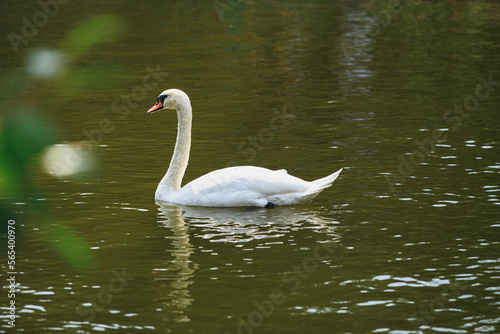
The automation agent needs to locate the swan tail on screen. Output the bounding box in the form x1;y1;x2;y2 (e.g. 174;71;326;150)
305;168;343;196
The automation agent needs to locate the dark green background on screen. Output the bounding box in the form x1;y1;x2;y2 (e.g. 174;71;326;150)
1;1;499;333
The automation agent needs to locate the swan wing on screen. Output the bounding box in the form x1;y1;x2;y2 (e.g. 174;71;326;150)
173;166;312;207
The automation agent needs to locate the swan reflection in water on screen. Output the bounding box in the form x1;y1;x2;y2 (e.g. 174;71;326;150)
153;202;341;322
153;204;198;323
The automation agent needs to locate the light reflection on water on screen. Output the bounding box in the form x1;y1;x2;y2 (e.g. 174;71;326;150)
154;204;198;324
157;203;341;244
150;203;342;325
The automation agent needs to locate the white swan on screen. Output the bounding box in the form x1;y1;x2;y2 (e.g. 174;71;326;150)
147;89;342;207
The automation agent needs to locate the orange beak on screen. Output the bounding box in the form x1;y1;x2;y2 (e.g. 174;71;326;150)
147;99;163;114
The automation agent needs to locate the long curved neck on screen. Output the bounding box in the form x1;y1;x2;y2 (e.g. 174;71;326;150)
158;102;192;194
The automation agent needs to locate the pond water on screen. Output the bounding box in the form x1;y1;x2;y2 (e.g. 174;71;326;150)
1;1;499;333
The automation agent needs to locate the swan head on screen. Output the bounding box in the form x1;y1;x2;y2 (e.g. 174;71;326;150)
147;89;190;114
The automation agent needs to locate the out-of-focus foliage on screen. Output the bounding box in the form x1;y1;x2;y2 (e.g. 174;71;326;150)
0;13;125;271
0;109;57;200
60;14;124;60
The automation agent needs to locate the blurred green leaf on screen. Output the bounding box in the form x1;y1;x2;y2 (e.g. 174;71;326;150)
43;221;96;271
0;156;20;199
60;14;124;59
5;110;57;162
0;109;57;198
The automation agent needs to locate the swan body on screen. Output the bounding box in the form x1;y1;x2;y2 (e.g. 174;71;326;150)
147;89;342;207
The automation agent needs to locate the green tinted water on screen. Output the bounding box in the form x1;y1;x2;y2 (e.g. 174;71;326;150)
1;1;499;333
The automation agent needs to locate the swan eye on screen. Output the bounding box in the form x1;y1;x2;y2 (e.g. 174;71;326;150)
159;95;168;105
